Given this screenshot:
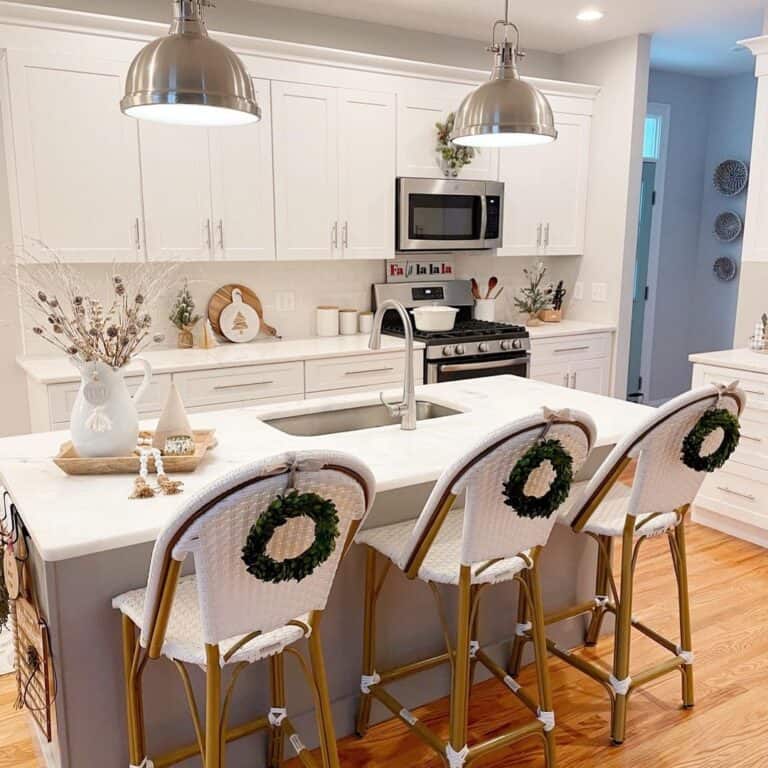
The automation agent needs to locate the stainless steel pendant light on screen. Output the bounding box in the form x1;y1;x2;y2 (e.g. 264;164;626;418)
121;0;260;127
451;0;556;147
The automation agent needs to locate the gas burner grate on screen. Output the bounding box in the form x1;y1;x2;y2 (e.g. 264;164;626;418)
382;319;528;343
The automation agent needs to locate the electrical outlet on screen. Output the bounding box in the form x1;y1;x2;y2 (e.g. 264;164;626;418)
573;281;584;300
591;282;608;303
275;291;296;312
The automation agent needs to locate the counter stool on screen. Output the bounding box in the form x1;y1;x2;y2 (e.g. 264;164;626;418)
354;409;596;767
112;450;375;768
509;383;745;744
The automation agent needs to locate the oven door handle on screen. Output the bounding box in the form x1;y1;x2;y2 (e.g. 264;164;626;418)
440;359;526;374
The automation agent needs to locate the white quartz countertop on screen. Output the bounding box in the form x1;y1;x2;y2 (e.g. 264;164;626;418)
527;320;616;340
689;348;768;375
0;376;652;563
17;335;424;385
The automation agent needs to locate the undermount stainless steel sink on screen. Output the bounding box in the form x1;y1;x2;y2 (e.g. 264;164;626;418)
263;400;462;437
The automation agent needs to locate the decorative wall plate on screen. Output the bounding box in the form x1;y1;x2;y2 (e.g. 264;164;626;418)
713;211;743;243
713;255;738;282
713;159;749;197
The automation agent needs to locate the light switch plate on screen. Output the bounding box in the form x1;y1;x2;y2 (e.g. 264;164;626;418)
275;291;296;312
573;281;584;300
591;283;608;302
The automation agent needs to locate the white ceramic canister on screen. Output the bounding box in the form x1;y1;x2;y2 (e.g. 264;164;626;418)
339;308;359;335
359;312;374;335
316;306;340;337
474;299;496;323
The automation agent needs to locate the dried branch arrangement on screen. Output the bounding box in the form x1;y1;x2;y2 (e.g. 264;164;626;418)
13;243;176;368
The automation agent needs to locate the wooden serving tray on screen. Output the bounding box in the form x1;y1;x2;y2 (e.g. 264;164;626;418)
53;430;216;476
208;284;278;338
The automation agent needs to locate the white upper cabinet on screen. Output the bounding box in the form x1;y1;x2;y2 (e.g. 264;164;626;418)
498;112;591;257
209;78;276;261
5;52;143;262
397;83;498;180
272;81;339;260
338;89;396;260
139;123;212;261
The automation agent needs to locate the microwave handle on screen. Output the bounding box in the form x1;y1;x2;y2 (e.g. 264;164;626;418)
480;194;488;241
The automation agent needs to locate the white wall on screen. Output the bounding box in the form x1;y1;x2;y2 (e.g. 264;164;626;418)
11;0;564;80
561;35;651;397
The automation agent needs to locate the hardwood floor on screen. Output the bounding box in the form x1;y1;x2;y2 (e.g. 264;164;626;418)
2;520;767;767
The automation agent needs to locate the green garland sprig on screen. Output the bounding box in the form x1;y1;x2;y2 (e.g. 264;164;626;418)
242;491;340;584
681;408;740;472
502;439;574;520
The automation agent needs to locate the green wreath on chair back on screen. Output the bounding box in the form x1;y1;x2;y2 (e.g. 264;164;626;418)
681;408;740;473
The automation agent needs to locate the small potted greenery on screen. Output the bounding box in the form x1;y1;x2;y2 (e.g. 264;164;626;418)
169;280;200;349
513;261;552;327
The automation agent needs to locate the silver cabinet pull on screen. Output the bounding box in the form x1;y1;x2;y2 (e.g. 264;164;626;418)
554;345;590;354
563;372;569;386
571;371;577;388
133;217;141;250
345;367;395;376
536;223;543;247
544;222;550;247
213;380;275;391
741;434;762;443
716;486;756;502
342;221;349;249
331;221;339;249
205;219;212;249
217;219;224;250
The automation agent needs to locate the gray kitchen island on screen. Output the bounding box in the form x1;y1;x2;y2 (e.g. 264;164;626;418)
0;376;652;768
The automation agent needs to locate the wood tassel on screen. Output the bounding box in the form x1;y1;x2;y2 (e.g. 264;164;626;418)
130;476;155;499
157;474;183;495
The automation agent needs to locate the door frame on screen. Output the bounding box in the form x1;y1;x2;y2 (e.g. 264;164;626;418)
639;102;671;404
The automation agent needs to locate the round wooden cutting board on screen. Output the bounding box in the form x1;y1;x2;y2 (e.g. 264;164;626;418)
207;284;278;339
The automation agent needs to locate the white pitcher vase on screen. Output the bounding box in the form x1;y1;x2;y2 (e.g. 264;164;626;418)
69;358;152;458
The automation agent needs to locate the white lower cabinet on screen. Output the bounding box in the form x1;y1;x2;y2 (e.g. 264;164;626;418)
692;363;768;546
529;332;612;396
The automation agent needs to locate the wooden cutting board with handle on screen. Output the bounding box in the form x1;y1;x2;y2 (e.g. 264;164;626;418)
207;284;279;339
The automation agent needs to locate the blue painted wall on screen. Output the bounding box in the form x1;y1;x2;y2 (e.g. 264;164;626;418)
646;69;756;403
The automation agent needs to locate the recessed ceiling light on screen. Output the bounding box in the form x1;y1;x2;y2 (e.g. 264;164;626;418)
576;8;605;21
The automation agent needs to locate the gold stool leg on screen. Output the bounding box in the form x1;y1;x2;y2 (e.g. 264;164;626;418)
308;613;341;768
507;577;530;677
673;516;695;708
356;546;378;737
528;553;557;768
268;653;286;768
121;615;146;766
610;522;635;745
585;535;613;646
469;585;480;686
448;567;473;765
205;644;223;768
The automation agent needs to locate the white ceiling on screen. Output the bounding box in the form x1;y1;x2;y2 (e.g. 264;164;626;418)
252;0;765;73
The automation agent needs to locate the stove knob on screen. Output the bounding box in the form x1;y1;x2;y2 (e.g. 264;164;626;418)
454;345;465;356
512;338;523;349
442;346;454;357
478;342;490;353
500;340;512;351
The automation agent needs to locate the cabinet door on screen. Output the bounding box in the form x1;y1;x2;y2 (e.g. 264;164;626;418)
497;143;546;256
140;122;212;261
272;82;339;260
540;114;591;255
209;78;275;261
7;52;143;262
338;89;396;260
570;358;609;395
530;362;571;388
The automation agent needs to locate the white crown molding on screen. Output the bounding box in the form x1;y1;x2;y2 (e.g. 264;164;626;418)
0;1;599;99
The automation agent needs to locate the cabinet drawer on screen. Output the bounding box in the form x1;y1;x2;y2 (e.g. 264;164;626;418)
305;352;422;394
48;373;171;425
701;368;768;407
698;462;768;529
174;363;304;408
530;332;611;364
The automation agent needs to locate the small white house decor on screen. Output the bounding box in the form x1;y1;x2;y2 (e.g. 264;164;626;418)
152;383;193;451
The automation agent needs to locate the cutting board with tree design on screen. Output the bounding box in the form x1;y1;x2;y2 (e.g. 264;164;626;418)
207;284;278;341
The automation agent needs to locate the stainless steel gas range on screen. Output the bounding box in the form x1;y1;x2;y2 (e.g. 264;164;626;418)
372;280;530;384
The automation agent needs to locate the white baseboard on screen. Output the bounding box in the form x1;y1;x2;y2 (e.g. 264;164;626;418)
0;627;14;675
693;506;768;548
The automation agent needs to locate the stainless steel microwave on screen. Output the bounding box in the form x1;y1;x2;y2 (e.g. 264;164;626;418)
396;177;504;252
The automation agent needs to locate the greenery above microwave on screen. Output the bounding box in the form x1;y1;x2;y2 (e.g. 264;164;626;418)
436;113;476;177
